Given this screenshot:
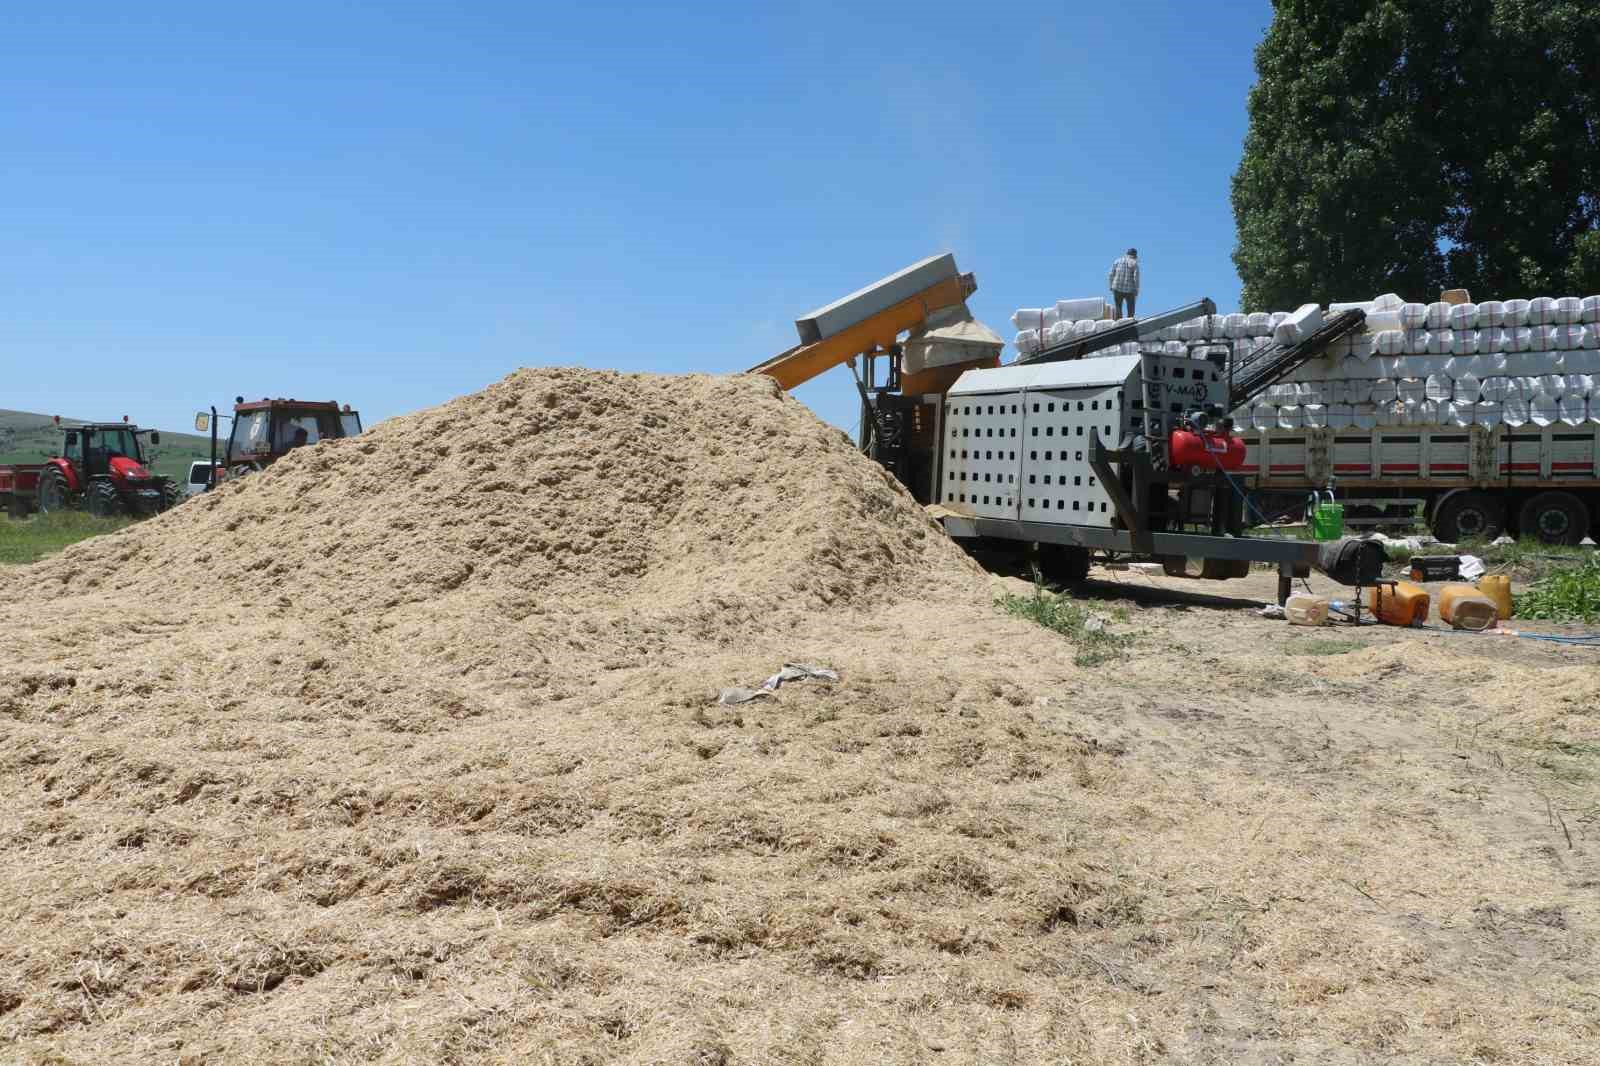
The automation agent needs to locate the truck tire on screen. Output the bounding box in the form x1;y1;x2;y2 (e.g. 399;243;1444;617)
1431;491;1502;544
1038;544;1090;585
36;467;70;514
1518;491;1589;546
87;480;123;518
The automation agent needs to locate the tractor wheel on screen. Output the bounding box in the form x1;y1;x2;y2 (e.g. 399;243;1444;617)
1518;491;1590;546
159;479;183;512
87;480;123;519
1430;491;1503;544
36;467;70;514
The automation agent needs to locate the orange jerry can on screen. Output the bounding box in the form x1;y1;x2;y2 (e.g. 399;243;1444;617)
1440;584;1499;631
1477;574;1513;620
1373;580;1431;626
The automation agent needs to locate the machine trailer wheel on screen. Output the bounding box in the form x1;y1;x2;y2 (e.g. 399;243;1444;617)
1038;544;1090;585
1518;491;1589;546
36;468;70;514
1431;491;1503;543
87;480;123;519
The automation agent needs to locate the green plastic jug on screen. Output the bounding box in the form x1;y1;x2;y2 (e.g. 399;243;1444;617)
1308;492;1344;541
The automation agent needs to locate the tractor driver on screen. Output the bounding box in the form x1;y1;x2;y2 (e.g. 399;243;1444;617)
289;427;309;449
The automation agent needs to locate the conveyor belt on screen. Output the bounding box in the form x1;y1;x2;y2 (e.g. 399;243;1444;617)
1228;309;1367;409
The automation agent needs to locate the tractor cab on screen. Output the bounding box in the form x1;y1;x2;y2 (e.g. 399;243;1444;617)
201;398;363;479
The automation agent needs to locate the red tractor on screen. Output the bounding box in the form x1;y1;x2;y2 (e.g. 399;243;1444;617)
12;418;180;518
192;397;363;489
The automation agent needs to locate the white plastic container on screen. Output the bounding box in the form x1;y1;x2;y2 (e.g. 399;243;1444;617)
1286;594;1330;627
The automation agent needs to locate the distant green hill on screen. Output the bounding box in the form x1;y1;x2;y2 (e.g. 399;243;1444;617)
0;409;214;483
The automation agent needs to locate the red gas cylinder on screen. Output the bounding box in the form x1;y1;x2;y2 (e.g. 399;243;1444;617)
1169;428;1245;473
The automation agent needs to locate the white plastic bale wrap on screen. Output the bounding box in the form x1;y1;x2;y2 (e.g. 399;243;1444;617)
1349;333;1375;360
1530;394;1560;427
1427;328;1455;355
1302;404;1327;428
1424;302;1451;329
1352;403;1379;428
1373;293;1404;311
1410;399;1440;425
1476;300;1506;327
1444;401;1472;427
1555;324;1585;350
1481;326;1509;353
1246;311;1273;336
1013;330;1041;355
1269;311;1290;330
1503;299;1532;327
1448;303;1479;331
1178;317;1205;342
1535;373;1564;397
1163;340;1186;357
1325;403;1355;428
1474;401;1501;426
1375;329;1407;356
1397;378;1426;404
1554;297;1583;325
1406;329;1431;354
1424;374;1454;402
1509;326;1535;352
1528;297;1559;326
1329;300;1376;314
1222;312;1249;338
1565;373;1591;396
1250;406;1276;431
1046;321;1072;345
1344;377;1374;404
1277;405;1305;430
1093;318;1118;335
1273;303;1324;345
1370;378;1398;405
1396;302;1427;329
1341;355;1377;383
1453;373;1481;402
1502;394;1530;426
1364;309;1403;333
1581;296;1600;324
1157;324;1179;342
1056;297;1106;321
1560;394;1588;425
1011;308;1058;331
1566;350;1600;372
1582;325;1600;350
1478;376;1510;402
1452;329;1481;356
1531;325;1559;351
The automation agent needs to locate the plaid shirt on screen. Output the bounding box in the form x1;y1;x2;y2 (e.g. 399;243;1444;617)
1108;255;1140;294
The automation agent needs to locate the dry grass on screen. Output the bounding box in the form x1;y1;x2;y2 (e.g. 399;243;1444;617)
1;369;1597;1063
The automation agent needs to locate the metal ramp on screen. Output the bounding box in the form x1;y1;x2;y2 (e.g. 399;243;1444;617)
1228;309;1367;409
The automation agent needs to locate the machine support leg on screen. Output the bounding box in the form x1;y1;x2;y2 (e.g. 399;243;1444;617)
1277;561;1294;606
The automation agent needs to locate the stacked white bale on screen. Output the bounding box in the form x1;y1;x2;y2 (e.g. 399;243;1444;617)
1397;378;1427;404
1530;393;1559;427
1452;329;1480;355
1528;297;1560;325
1448;303;1478;331
1371;378;1399;405
1503;393;1530;426
1453;373;1481;402
1056;297;1107;321
1427;329;1455;355
1012;307;1059;331
1410;399;1440;425
1325;403;1355;428
1352;404;1379;428
1425;302;1452;329
1014;330;1041;355
1274;303;1324;345
1477;301;1506;327
1560;394;1588;424
1475;401;1501;426
1425;373;1454;402
1444;401;1472;426
1277;405;1305;429
1504;299;1532;326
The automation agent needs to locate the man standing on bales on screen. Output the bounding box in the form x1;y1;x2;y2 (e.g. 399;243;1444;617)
1108;248;1140;319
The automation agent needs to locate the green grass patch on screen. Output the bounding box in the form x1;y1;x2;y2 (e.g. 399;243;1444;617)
1284;638;1362;657
997;580;1133;667
0;511;131;565
1513;554;1600;623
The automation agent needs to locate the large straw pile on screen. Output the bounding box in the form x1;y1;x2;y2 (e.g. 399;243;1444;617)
2;368;1595;1064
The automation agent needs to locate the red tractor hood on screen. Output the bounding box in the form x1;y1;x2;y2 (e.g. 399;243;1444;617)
109;455;153;480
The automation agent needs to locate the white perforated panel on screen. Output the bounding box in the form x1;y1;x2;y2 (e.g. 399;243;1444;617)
940;392;1024;518
1017;385;1130;526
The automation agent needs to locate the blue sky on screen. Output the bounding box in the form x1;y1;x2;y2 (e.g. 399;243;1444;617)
1;1;1274;437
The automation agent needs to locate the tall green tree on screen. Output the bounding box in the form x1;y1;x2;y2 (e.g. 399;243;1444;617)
1232;0;1599;311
